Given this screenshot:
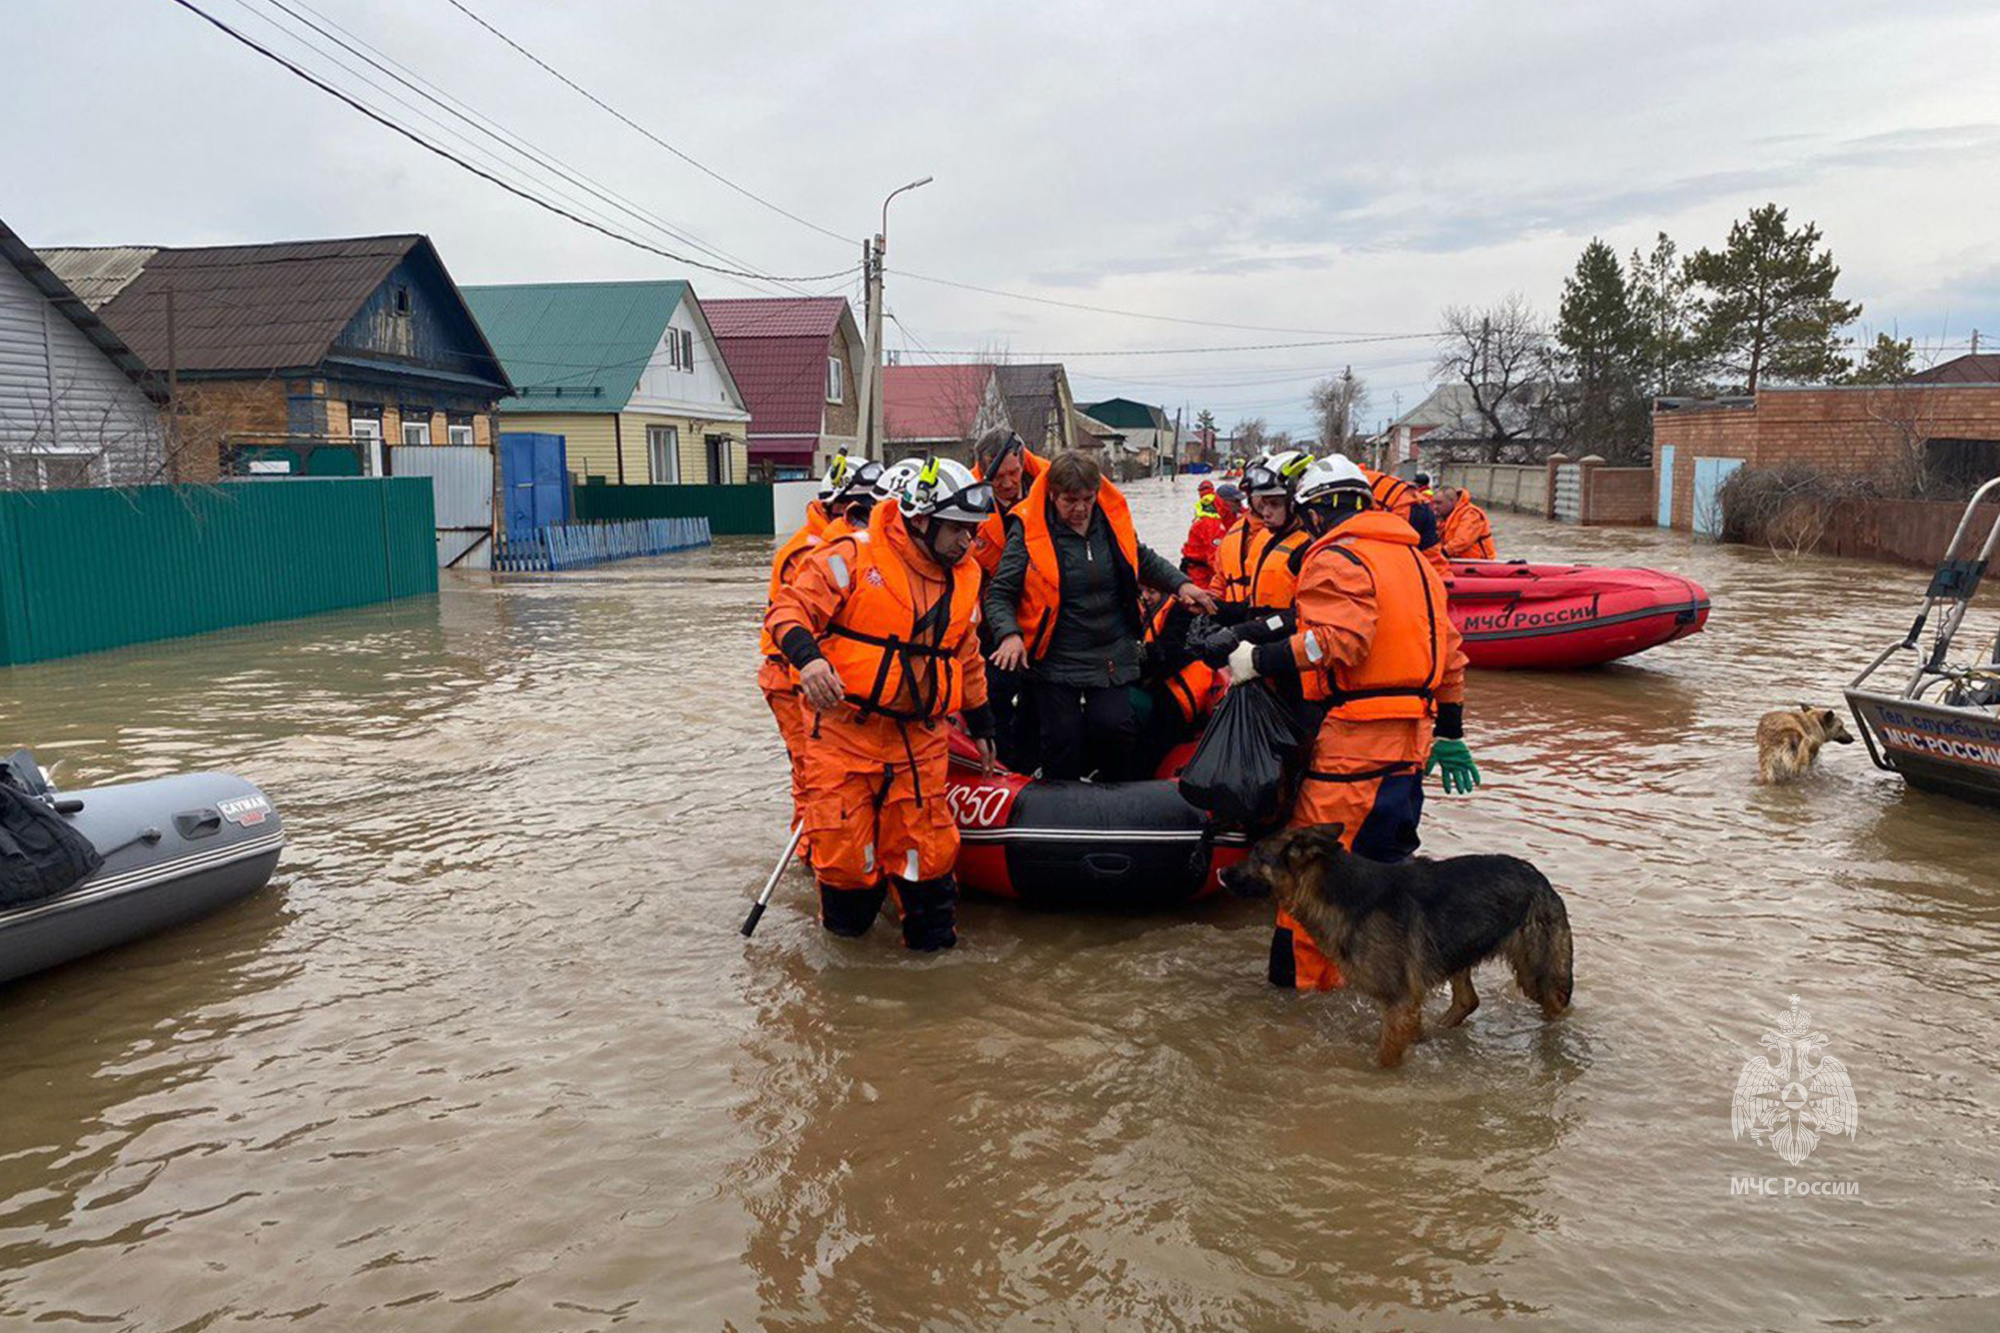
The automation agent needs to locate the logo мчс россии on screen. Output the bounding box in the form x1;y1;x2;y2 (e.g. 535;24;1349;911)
1732;995;1859;1166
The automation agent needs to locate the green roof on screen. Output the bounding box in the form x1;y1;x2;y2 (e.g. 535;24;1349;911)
462;280;688;413
1078;397;1168;431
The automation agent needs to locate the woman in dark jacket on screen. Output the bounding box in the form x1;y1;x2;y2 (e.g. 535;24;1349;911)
985;451;1216;780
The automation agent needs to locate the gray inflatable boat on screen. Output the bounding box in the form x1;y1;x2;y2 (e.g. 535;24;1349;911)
0;752;284;986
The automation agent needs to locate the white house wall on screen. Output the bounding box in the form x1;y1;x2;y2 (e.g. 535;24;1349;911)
0;260;163;487
625;300;751;422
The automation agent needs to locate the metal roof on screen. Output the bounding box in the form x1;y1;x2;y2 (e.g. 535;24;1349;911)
1910;353;2000;385
703;296;850;340
884;364;1000;441
463;280;689;414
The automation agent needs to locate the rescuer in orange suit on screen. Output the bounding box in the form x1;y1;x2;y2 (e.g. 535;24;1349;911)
1435;486;1498;560
1362;464;1450;576
758;454;883;834
1224;454;1481;990
1181;481;1241;587
764;458;999;950
968;429;1046;770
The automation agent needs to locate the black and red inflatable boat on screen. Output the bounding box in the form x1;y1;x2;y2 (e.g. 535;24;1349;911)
944;731;1245;907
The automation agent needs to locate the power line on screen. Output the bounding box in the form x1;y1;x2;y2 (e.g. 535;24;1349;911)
890;268;1414;336
912;331;1440;358
443;0;855;248
165;0;859;286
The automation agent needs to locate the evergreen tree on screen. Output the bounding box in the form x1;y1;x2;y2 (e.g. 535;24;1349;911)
1686;203;1861;390
1554;239;1649;460
1627;232;1704;397
1844;333;1916;384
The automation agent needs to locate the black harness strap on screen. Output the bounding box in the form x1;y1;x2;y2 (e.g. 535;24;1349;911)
1303;761;1419;784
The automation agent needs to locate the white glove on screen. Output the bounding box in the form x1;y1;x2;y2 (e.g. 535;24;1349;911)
1227;640;1259;683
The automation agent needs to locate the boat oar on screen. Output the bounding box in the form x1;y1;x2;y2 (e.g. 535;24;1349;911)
740;822;805;938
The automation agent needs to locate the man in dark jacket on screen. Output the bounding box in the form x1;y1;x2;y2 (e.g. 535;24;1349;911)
985;451;1216;780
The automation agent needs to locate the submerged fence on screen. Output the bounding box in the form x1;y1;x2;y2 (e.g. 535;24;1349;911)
495;517;712;572
0;479;437;666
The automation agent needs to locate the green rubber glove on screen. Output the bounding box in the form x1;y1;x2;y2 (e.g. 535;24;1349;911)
1426;737;1482;795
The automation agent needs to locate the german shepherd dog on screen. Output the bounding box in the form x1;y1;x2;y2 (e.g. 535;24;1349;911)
1755;705;1854;784
1222;825;1574;1067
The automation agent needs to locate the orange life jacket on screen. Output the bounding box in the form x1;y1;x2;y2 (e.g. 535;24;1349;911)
1245;524;1313;614
759;502;833;661
1145;599;1218;726
816;504;981;723
1297;510;1449;720
1211;517;1265;604
970;448;1045;579
1442;500;1496;559
1012;468;1141;661
1364;467;1418;521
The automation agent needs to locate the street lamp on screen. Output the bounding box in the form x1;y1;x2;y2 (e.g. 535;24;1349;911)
859;175;932;461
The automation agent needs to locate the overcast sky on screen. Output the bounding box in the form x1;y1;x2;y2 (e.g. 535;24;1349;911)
12;0;2000;438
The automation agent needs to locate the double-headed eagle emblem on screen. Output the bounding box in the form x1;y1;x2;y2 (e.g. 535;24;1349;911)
1732;995;1858;1165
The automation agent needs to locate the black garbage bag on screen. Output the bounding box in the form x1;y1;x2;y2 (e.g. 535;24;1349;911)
1177;682;1308;828
0;782;104;909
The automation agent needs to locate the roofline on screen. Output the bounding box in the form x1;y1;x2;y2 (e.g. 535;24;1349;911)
39;232;426;257
409;235;516;396
0;217;165;400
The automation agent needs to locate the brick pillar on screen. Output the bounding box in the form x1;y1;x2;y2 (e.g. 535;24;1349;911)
1544;453;1570;520
1577;453;1605;525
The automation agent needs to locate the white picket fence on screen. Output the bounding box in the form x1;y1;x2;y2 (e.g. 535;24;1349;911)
495;517;711;572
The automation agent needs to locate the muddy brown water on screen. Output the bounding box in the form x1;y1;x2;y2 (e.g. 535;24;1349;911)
3;478;1998;1331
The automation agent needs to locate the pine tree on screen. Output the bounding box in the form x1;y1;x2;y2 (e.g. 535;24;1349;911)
1554;239;1649;460
1844;333;1916;384
1686;204;1861;391
1628;232;1704;397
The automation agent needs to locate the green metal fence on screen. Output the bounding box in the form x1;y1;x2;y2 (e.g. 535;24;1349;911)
571;483;775;535
0;479;438;666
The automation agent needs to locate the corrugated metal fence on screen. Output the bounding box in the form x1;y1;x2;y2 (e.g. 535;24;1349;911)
571;483;774;535
0;479;437;666
494;517;711;572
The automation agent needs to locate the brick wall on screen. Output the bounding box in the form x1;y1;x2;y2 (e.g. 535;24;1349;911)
1652;403;1756;531
1816;497;2000;568
174;379;292;481
1585;466;1655;525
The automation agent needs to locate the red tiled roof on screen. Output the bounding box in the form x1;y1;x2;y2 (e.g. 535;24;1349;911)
707;297;856;459
884;364;995;441
704;296;848;340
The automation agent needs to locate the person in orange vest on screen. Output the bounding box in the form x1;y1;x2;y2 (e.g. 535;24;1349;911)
1362;464;1449;575
1180;482;1240;588
969;429;1046;770
986;451;1218;781
1434;486;1497;560
1208;453;1270;613
765;458;999;949
758;454;884;835
1224;454;1480;990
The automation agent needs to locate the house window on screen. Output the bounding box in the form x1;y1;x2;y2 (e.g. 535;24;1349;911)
666;328;681;371
706;435;732;485
394;285;411;316
5;450;98;490
402;419;432;446
349;416;384;476
447;422;474;446
827;356;843;403
681;330;694;371
648;425;680;484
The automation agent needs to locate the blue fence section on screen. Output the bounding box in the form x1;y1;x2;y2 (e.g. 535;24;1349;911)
495;517;712;572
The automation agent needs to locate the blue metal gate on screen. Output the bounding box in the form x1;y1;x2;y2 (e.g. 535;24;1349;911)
1691;455;1742;538
500;433;568;537
1657;445;1675;527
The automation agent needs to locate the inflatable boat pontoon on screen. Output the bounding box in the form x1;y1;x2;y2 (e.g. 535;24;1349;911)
1447;559;1710;669
1;751;284;985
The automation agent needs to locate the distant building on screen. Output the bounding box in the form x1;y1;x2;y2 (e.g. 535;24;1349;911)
882;363;1010;464
464;280;750;486
1382;382;1555;471
995;363;1083;455
40;233;510;481
0;215;164;488
1078;396;1174;475
704;296;863;480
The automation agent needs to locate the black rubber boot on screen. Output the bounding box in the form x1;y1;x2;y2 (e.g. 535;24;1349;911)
894;874;959;951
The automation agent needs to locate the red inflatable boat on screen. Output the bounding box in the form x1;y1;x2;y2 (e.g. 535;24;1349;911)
944;731;1245;906
1447;559;1709;670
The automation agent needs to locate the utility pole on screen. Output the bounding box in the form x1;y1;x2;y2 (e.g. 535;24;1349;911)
1171;405;1183;476
164;284;181;484
1973;329;1982;356
855;237;883;462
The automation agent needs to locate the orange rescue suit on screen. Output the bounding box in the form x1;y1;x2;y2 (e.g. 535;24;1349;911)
1209;517;1264;606
759;500;839;827
764;503;989;896
1364;466;1451;577
969;447;1046;579
1274;508;1468;989
1011;467;1142;662
1145;598;1219;726
1441;497;1497;560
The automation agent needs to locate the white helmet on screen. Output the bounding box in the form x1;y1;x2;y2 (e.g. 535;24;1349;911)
818;451;860;500
1293;453;1372;508
1244;448;1314;498
876;457;926;502
900;456;997;525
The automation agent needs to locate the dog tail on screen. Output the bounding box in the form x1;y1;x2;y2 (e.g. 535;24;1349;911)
1760;732;1810;784
1506;873;1573;1018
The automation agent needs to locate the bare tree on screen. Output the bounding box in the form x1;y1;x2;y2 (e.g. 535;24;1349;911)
1433;295;1557;463
1230;417;1270;460
1309;366;1369;450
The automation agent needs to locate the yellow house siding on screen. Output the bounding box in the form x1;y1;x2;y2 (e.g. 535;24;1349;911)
617;413;748;485
500;413;623;482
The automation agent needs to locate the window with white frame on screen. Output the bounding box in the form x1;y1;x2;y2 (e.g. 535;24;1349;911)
827;356;844;403
666;328;681;370
447;421;474;446
681;329;694;370
648;424;680;484
4;450;97;490
402;418;432;446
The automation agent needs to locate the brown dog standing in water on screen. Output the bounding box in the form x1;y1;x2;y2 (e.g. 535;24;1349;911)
1221;825;1573;1067
1756;705;1854;783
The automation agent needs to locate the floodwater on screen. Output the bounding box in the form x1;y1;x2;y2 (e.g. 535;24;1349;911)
2;478;1997;1332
